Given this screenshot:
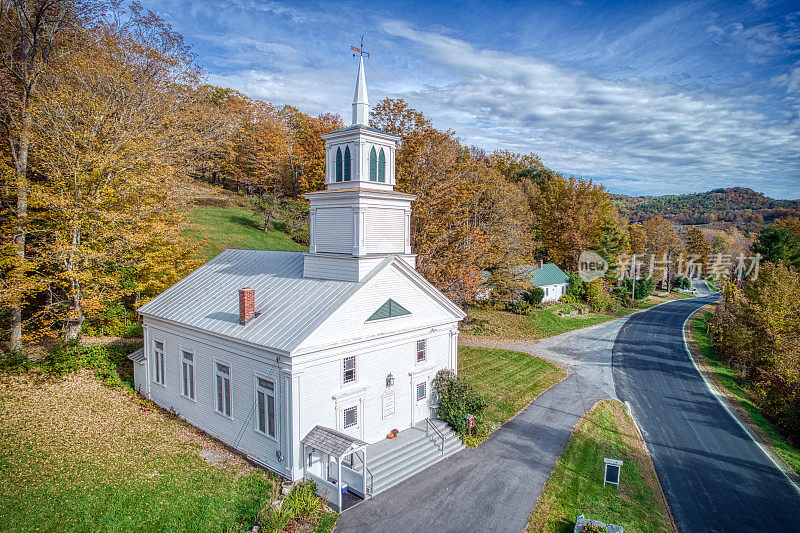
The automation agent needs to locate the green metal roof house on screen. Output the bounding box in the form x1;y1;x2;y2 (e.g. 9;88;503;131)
519;263;570;302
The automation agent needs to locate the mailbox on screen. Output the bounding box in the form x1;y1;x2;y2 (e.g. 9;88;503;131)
466;413;475;429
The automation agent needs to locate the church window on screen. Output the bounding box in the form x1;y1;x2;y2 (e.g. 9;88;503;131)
378;148;386;182
343;356;356;384
369;146;378;181
344;146;352;181
335;148;343;182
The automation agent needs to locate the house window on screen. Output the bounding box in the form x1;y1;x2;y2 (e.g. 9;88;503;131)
335;148;343;182
343;146;351;181
256;377;276;438
378;148;386;182
181;351;194;400
417;382;427;401
416;339;427;363
343;406;357;428
369;146;378;181
215;362;231;417
343;356;356;384
308;451;313;468
153;341;165;385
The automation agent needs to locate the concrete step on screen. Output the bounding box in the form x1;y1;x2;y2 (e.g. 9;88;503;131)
370;439;464;495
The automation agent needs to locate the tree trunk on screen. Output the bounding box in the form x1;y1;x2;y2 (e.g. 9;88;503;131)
9;121;30;351
63;292;84;341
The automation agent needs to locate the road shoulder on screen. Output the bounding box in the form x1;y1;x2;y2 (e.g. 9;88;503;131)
682;304;800;493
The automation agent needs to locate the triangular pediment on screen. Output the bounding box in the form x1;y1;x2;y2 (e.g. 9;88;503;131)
367;299;411;321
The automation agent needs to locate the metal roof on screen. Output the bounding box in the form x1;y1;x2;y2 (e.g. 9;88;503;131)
137;249;361;353
519;263;570;287
301;425;368;458
126;347;145;364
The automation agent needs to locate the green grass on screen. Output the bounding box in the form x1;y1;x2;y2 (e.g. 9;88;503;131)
458;346;566;444
0;371;278;532
527;400;674;533
184;206;306;261
691;309;800;475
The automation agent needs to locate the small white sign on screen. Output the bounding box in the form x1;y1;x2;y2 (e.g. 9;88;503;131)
382;391;395;419
604;458;623;487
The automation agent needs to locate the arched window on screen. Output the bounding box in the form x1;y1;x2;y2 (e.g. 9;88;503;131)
369;146;378;181
344;146;351;181
335;148;343;182
378;148;386;182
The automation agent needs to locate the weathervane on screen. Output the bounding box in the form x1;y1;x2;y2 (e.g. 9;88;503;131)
351;35;370;59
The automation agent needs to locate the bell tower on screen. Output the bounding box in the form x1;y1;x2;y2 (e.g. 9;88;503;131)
303;48;416;282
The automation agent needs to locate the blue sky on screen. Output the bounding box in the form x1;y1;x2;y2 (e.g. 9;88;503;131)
141;0;800;198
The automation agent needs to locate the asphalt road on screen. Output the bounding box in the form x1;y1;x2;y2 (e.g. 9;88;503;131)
613;296;800;532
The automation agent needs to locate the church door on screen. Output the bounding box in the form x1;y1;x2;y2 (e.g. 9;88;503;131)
412;378;430;424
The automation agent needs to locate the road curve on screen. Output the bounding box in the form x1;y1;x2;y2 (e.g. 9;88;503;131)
613;297;800;532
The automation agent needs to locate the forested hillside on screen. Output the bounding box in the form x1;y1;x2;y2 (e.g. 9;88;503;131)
613;188;800;233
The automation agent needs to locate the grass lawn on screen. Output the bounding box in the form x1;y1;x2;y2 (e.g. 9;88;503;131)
463;291;695;342
184;206;306;261
527;400;674;533
458;346;566;444
690;309;800;475
0;370;336;532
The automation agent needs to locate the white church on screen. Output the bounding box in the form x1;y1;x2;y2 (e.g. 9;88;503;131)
132;56;466;510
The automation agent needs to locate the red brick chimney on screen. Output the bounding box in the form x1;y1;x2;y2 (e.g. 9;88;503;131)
239;287;255;324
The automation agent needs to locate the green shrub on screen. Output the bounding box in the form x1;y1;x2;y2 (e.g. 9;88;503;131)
623;275;655;300
586;278;613;313
523;287;545;306
283;481;323;523
433;369;486;436
0;350;33;373
565;273;587;301
291;227;311;245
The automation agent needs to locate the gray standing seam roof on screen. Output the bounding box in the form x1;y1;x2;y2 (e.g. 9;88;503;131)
137;249;361;353
301;425;368;458
126;347;145;363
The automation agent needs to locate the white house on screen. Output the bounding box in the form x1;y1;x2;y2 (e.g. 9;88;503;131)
131;56;466;510
520;263;570;302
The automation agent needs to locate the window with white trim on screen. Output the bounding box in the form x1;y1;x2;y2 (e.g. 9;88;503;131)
416;339;427;363
215;362;231;417
153;341;165;385
343;406;357;428
343;356;356;384
256;377;276;438
417;382;427;401
181;351;194;400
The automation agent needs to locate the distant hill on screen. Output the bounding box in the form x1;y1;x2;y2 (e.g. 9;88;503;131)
612;187;800;233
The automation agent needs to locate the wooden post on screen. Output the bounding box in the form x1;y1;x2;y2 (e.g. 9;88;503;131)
337;458;342;511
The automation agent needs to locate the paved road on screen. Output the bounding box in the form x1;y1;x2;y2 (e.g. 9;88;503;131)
337;373;608;533
613;296;800;532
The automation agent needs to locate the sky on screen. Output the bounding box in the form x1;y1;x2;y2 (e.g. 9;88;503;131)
139;0;800;199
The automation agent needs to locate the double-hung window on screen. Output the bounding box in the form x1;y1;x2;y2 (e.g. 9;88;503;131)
256;377;276;438
416;339;427;363
343;356;356;384
182;351;195;400
215;363;232;417
153;341;165;385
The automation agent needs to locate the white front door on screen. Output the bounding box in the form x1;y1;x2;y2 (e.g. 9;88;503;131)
413;379;429;424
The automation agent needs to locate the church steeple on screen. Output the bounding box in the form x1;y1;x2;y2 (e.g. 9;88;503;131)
303;49;417;282
352;56;369;126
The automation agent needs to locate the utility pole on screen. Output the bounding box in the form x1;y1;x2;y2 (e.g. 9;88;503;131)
631;253;637;305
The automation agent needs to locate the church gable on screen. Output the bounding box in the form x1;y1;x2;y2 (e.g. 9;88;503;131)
293;259;464;354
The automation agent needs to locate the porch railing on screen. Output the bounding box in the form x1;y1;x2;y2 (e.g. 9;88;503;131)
426;418;445;456
366;464;374;496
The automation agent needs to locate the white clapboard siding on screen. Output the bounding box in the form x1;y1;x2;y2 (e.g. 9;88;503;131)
364;208;405;253
315;208;354;253
295;330;453;445
297;261;458;353
142;319;290;477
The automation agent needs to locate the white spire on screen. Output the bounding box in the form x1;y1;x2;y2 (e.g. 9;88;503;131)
352;55;369;126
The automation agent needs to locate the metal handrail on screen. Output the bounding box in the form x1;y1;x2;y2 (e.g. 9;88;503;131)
426;418;445;456
366;464;374;495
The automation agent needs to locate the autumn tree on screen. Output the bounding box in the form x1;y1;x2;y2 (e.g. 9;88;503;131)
642;215;682;288
26;5;207;340
0;0;108;349
687;228;712;276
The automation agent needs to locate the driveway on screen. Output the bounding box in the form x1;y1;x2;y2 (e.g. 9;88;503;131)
336;372;608;532
613;296;800;532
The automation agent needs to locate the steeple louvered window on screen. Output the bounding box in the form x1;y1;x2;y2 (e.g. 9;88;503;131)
378;148;386;182
344;146;351;181
369;146;378;181
335;148;343;182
